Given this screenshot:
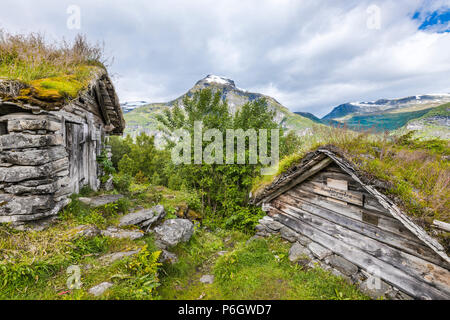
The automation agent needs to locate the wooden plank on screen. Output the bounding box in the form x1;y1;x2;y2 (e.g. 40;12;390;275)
318;148;450;264
327;178;348;191
433;220;450;232
304;180;364;206
272;202;450;294
269;207;450;299
260;156;333;204
274;195;444;266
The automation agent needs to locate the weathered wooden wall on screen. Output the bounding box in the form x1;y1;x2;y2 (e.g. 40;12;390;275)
257;162;450;300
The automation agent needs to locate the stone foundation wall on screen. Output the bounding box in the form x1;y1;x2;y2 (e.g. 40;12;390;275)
255;215;413;300
0;113;72;223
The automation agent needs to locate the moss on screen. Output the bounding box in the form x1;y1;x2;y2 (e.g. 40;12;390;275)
2;65;98;109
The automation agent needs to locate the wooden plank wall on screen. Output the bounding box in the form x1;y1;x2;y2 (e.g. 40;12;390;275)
269;162;450;299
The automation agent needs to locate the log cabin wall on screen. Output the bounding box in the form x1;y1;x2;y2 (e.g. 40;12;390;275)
0;76;118;224
256;162;450;300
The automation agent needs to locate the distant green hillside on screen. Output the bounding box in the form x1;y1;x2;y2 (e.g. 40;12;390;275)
338;107;435;132
394;103;450;140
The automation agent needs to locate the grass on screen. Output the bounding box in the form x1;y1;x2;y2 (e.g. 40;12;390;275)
0;31;106;105
158;230;368;300
0;185;368;300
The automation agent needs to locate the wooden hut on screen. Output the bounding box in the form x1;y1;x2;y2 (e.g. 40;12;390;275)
252;146;450;300
0;68;124;224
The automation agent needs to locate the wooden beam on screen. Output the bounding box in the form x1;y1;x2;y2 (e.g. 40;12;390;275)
270;207;450;299
259;157;333;205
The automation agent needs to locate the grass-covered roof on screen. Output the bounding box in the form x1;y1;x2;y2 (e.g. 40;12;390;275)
0;31;107;109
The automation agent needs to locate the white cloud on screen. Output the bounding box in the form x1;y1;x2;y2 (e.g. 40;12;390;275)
0;0;449;117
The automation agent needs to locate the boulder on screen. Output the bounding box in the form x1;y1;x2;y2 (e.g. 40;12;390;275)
153;219;194;248
288;242;311;262
326;255;358;276
280;226;297;242
118;205;166;230
78;194;123;207
71;225;100;238
359;278;391;300
199;275;214;284
159;250;178;264
100;227;144;240
307;242;332;260
88;282;113;296
99;250;141;264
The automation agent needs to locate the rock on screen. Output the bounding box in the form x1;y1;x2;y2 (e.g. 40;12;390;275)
153;219;194;247
217;251;228;256
100;227;144;240
118;205;166;230
100;250;141;264
280;226;297;242
359;278;391;300
11;216;58;231
140;205;166;229
88;282;113;296
78;194;123;207
307;242;332;260
255;224;266;232
103;176;114;191
289;242;311;262
71;225;100;238
199;275;214;284
326;255;358;276
258;216;283;232
159;250;178;264
296;234;311;246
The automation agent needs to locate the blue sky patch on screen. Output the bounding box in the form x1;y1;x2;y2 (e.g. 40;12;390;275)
413;8;450;33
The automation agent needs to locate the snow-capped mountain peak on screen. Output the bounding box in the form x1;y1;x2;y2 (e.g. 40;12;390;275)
197;74;236;87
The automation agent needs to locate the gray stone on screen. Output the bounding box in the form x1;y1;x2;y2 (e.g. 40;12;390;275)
118;205;165;230
326;255;359;276
199;275;214;284
11;216;58;231
78;194;123;207
280;226;298;242
100;250;141;264
159;250;178;264
288;242;311;262
153;219;194;247
88;282;113;296
255;224;266;232
308;242;332;260
359;278;391;300
217;251;228;256
100;227;144;240
296;234;311;246
265;221;284;232
71;225;100;238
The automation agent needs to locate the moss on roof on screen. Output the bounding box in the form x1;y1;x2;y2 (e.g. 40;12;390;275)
0;32;106;108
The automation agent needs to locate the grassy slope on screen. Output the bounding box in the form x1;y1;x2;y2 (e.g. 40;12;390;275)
394;103;450;140
326;103;447;132
0;186;367;300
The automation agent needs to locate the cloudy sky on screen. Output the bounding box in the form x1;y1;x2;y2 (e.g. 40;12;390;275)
1;0;450;117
